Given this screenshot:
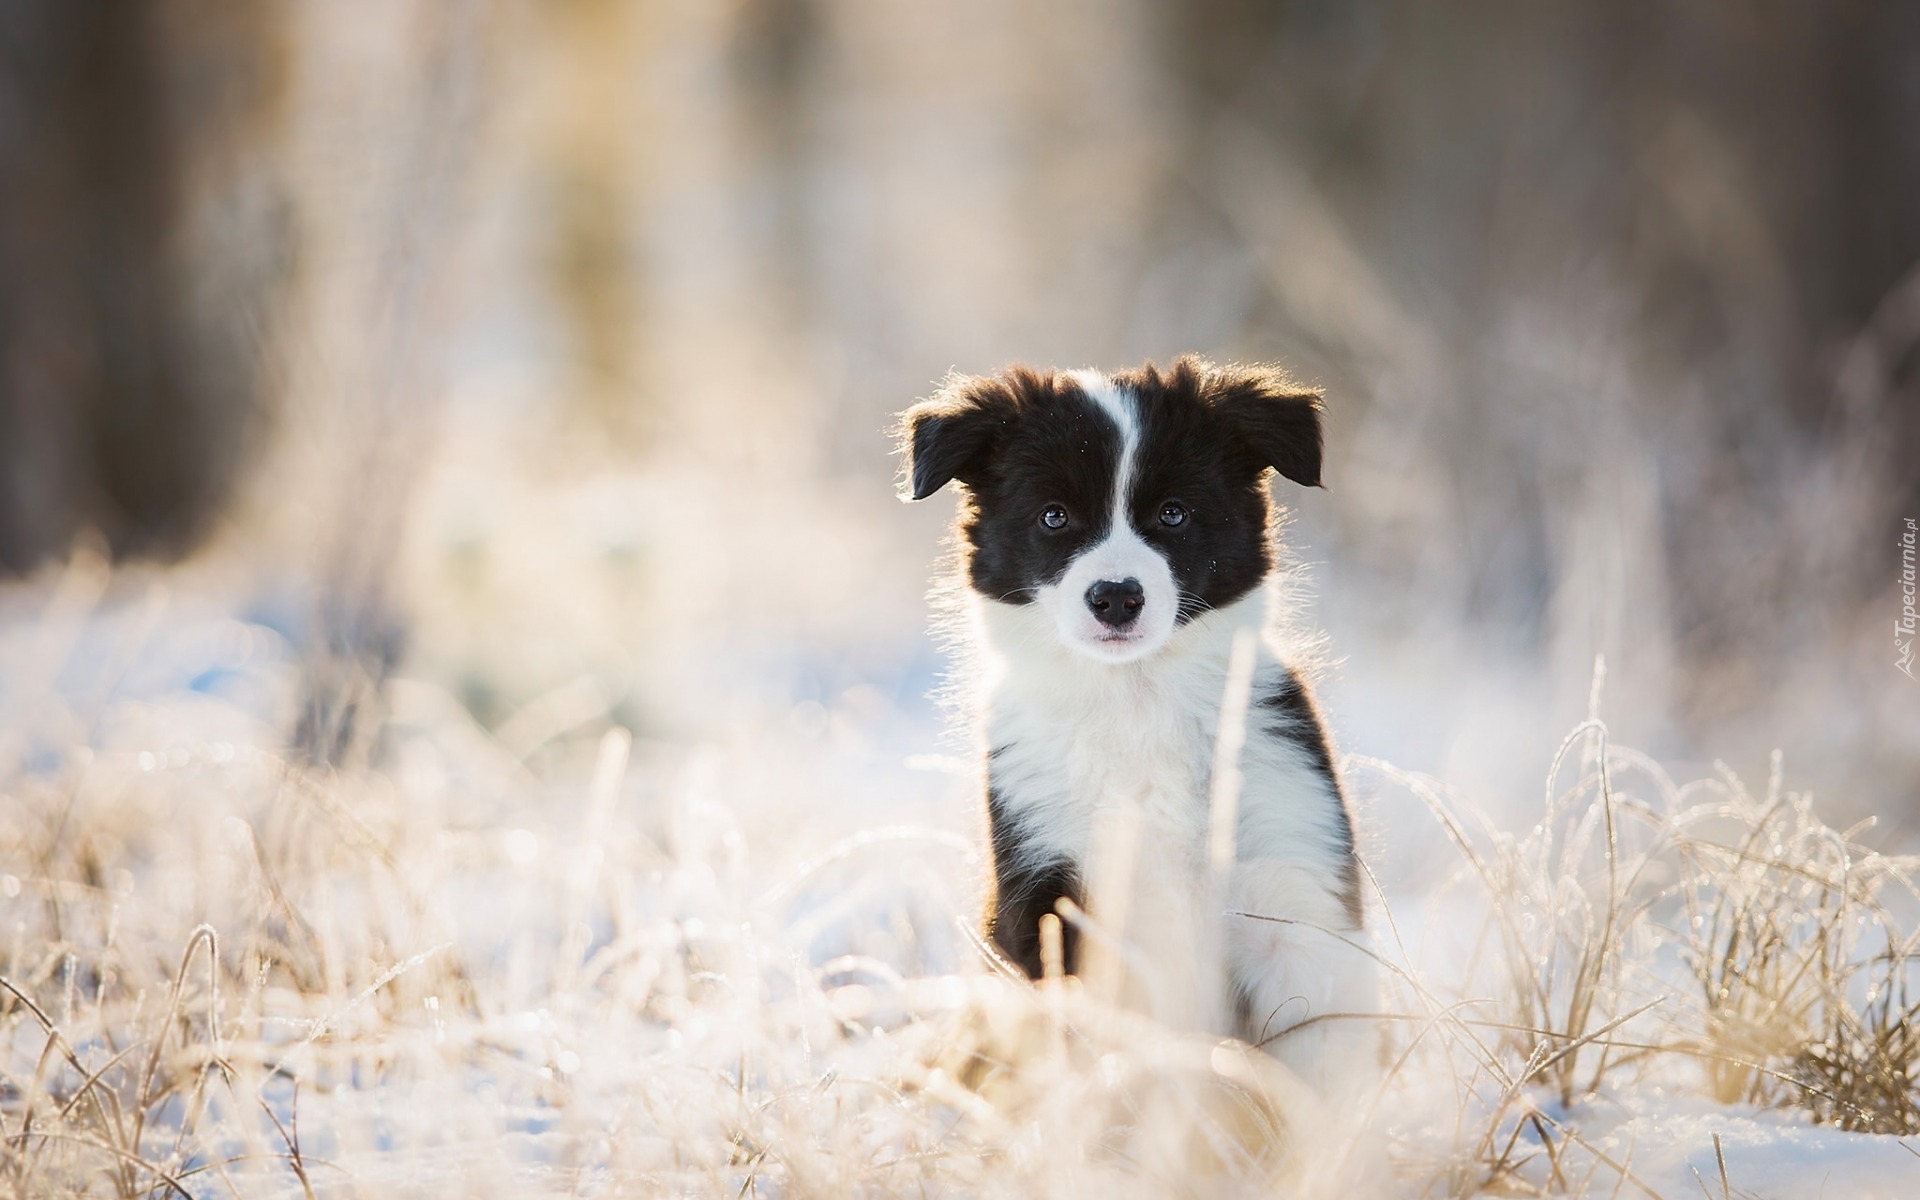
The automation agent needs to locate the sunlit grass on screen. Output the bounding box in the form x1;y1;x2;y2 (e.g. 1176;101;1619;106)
2;560;1916;1198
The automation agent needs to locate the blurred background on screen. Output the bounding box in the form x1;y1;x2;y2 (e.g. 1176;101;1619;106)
3;0;1917;845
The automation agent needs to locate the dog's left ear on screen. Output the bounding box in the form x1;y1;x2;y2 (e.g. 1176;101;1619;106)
1204;364;1326;489
897;374;1009;501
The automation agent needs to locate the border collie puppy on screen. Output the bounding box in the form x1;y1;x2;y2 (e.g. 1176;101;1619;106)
900;356;1376;1089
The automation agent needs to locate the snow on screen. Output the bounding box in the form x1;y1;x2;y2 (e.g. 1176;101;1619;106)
3;557;1917;1198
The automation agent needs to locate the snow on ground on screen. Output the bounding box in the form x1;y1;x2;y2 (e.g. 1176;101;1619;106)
1585;1091;1920;1198
3;554;1918;1198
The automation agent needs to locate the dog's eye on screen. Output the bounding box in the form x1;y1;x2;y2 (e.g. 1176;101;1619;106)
1040;505;1070;530
1159;501;1188;527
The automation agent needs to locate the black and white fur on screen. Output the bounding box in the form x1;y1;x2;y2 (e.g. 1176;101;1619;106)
900;356;1376;1089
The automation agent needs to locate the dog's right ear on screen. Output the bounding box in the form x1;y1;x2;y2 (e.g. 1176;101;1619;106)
1199;362;1326;489
898;375;1008;501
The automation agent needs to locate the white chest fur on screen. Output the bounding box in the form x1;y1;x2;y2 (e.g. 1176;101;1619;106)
980;589;1349;888
975;588;1375;1074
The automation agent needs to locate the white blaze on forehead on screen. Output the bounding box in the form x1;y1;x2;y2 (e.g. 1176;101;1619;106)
1066;369;1138;533
1044;370;1177;663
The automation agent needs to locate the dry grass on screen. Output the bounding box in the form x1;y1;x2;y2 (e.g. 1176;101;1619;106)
2;566;1916;1200
1348;663;1920;1196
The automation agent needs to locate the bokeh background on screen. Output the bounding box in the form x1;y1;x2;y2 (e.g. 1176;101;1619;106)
4;0;1917;848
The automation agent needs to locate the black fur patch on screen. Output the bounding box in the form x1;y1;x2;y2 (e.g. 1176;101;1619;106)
985;785;1083;978
1120;361;1278;621
1259;672;1364;926
903;368;1125;605
1194;361;1325;489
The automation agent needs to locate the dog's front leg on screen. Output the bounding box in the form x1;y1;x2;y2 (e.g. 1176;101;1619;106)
984;789;1084;978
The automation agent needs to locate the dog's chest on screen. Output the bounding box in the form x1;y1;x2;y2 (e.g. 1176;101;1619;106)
987;660;1225;872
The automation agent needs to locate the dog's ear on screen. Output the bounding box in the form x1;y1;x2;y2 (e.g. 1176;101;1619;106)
898;375;1010;501
1202;363;1326;488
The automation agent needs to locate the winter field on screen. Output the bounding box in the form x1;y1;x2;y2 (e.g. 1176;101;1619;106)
5;5;1919;1197
4;516;1918;1199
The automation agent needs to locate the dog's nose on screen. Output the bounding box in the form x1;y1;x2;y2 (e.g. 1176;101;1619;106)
1085;578;1145;627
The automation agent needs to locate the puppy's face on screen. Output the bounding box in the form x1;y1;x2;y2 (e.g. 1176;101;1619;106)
901;357;1324;664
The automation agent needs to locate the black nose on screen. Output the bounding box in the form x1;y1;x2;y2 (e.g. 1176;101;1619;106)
1085;578;1145;627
